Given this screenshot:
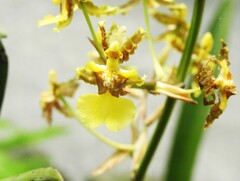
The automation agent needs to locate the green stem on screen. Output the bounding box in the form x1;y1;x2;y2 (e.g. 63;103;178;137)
79;2;106;63
61;97;134;151
177;0;205;82
134;0;205;180
143;0;165;79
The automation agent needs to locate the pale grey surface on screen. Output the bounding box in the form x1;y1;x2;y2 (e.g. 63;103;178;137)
1;1;240;181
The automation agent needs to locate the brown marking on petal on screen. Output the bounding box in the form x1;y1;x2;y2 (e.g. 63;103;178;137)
95;72;108;95
106;50;122;59
99;24;108;51
197;40;238;128
120;28;145;62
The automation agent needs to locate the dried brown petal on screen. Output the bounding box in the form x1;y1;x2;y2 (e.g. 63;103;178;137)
197;40;237;128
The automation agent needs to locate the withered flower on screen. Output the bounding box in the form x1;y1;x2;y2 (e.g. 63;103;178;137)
197;40;237;128
40;70;79;124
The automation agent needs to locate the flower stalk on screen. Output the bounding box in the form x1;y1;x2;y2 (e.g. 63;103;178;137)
79;2;107;63
143;0;165;79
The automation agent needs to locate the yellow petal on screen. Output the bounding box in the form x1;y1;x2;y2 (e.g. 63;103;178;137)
84;61;105;72
76;92;136;131
119;68;145;86
52;0;61;5
38;0;74;31
38;15;65;27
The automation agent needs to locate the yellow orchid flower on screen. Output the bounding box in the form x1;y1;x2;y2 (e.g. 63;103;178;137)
38;0;141;32
152;3;188;51
76;48;145;131
40;70;79;124
76;24;145;131
76;42;145;97
38;0;77;32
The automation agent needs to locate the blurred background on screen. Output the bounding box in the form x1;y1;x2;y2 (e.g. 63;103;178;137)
1;0;240;180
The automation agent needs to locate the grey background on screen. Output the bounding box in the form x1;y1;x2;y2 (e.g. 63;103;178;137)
1;0;240;180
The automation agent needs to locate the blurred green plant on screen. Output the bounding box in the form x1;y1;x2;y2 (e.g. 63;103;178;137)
0;119;66;179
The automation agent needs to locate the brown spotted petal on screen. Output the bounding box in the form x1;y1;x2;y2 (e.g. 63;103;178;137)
120;28;145;62
97;22;145;63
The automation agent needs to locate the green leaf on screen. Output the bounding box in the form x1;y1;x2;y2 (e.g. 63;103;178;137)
0;125;66;178
0;150;49;179
1;167;64;181
165;1;235;180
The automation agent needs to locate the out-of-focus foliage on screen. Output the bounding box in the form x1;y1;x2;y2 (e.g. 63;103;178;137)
0;120;66;179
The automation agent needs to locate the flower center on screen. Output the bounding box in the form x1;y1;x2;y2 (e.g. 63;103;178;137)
102;71;118;88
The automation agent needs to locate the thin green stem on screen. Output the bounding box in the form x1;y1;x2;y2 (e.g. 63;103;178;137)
61;97;134;151
134;0;205;180
177;0;205;82
79;2;106;63
143;0;165;79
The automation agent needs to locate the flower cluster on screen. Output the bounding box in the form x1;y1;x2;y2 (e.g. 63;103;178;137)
38;0;238;179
